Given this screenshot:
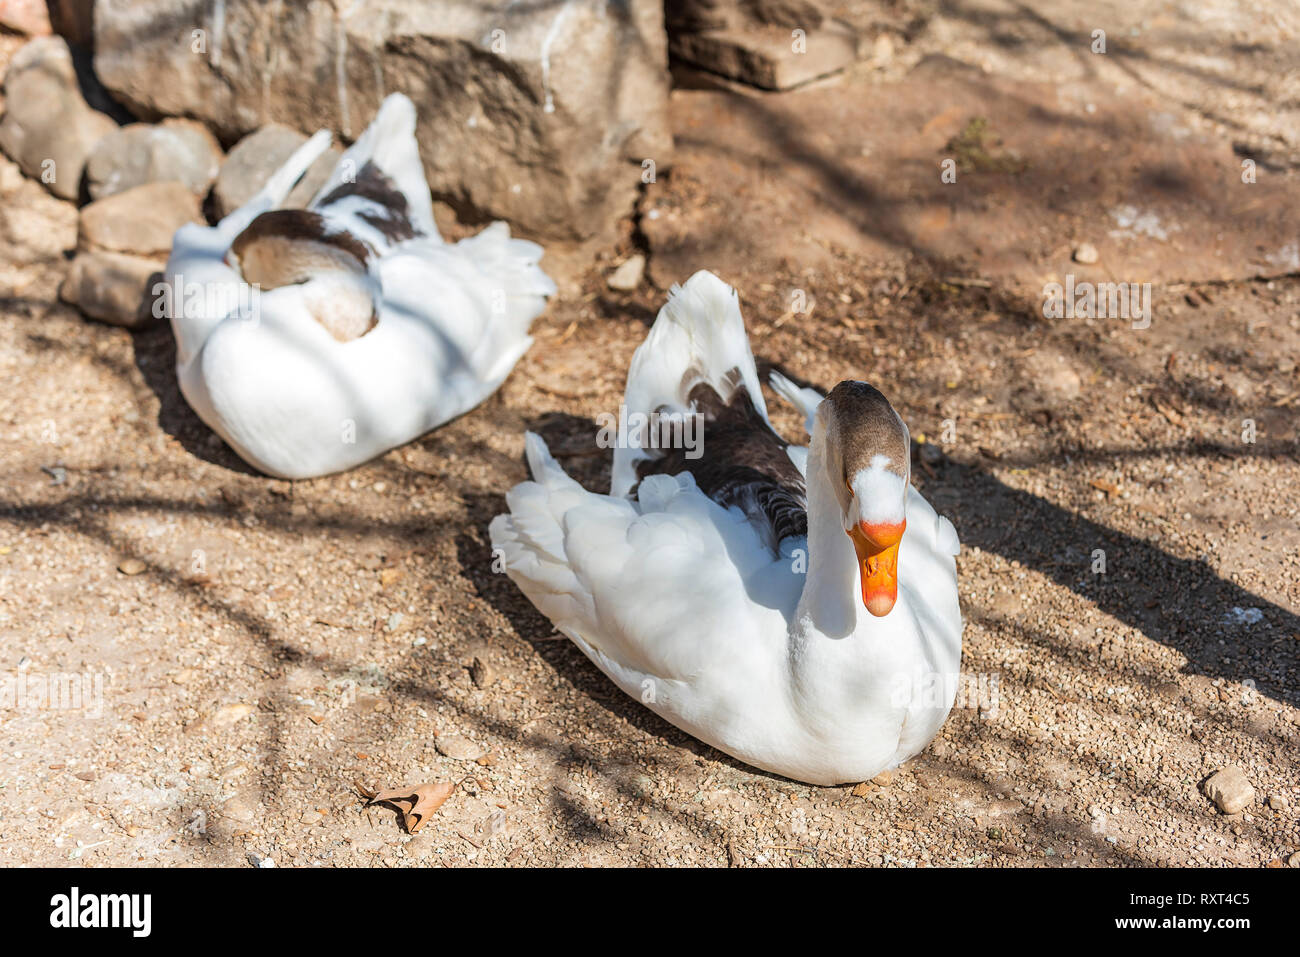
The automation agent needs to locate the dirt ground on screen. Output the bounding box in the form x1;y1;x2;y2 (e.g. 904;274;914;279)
2;2;1298;867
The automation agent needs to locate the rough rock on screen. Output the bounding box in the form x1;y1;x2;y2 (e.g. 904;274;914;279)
0;0;52;36
870;33;894;66
93;0;673;240
666;0;857;90
607;254;646;291
59;249;160;328
468;656;496;690
743;0;827;28
1073;242;1099;265
84;119;223;200
0;155;21;193
211;124;341;219
210;702;256;727
1202;766;1255;815
0;36;117;200
220;792;260;824
667;0;825;31
673;24;857;90
435;733;485;761
78;181;201;256
0;156;78;272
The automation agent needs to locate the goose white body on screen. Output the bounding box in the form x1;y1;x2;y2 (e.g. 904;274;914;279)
491;272;962;785
164;94;555;478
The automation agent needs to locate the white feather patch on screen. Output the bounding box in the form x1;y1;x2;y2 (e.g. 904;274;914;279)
849;455;907;525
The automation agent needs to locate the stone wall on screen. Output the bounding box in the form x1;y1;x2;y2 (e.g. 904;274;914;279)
92;0;674;241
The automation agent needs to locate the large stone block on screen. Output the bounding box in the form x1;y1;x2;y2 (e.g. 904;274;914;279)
93;0;673;240
0;0;53;37
665;0;857;90
0;35;117;199
59;248;160;328
210;123;341;219
85;118;223;200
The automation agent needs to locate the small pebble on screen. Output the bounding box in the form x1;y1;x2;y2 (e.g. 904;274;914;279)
469;655;496;689
1072;242;1099;264
435;733;485;761
1202;766;1255;814
607;254;645;291
117;558;146;575
210;702;254;727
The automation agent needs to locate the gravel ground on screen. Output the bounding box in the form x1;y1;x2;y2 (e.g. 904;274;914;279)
1;5;1298;868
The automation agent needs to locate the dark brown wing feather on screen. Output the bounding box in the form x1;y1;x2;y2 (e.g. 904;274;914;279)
634;371;808;547
231;209;374;268
230;161;424;289
313;160;421;244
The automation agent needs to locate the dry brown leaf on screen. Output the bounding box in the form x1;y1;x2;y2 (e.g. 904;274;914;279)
362;781;455;833
1151;397;1185;427
1088;479;1120;495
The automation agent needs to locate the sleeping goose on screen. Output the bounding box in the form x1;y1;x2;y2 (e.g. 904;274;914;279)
489;270;962;786
161;93;555;478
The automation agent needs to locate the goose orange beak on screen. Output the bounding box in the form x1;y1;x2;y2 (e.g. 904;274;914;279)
847;520;905;617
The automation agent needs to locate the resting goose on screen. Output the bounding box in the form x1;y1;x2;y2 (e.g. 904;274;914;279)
490;271;962;785
162;93;555;478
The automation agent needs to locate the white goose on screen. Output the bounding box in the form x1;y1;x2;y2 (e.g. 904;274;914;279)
162;93;555;478
490;271;962;785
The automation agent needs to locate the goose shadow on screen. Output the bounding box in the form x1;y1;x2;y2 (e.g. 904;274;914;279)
461;399;1299;754
130;319;264;476
930;454;1300;709
751;359;1300;710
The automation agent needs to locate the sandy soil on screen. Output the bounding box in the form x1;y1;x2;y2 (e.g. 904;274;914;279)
1;4;1298;867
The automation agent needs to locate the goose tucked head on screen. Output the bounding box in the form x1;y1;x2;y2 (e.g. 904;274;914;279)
227;210;379;342
820;380;911;617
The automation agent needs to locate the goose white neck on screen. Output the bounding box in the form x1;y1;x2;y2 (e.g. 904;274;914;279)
793;416;861;640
